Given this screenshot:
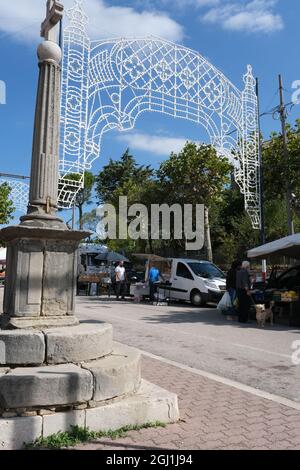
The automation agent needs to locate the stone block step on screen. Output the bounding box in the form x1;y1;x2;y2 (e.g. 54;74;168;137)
0;322;113;366
0;380;180;449
0;330;45;366
44;322;113;364
82;343;141;401
0;364;93;409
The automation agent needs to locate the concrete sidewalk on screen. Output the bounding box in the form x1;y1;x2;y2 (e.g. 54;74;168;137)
74;353;300;450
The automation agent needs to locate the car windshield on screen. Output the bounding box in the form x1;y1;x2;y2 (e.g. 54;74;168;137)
188;262;225;280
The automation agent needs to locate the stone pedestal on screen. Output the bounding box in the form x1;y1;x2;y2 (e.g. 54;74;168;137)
1;225;89;329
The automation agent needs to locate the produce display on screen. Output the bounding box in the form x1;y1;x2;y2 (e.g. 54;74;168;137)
273;290;299;302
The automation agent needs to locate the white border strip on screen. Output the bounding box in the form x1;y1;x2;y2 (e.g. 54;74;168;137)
139;348;300;411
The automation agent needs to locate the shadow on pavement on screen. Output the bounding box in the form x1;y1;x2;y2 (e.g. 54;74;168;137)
77;296;297;332
142;309;295;331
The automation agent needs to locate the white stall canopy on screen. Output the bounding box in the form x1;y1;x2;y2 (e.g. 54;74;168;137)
247;234;300;260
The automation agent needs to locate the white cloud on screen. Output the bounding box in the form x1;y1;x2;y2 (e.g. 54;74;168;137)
117;132;193;156
142;0;220;8
201;0;284;33
0;0;184;43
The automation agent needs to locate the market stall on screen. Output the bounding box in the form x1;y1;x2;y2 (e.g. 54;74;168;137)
248;234;300;326
130;254;171;302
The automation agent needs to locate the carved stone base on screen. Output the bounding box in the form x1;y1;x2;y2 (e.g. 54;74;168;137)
0;224;90;328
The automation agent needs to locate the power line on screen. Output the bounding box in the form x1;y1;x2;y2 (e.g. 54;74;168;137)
0;172;30;180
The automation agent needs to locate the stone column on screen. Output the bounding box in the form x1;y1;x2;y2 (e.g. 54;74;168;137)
21;41;63;225
0;2;90;329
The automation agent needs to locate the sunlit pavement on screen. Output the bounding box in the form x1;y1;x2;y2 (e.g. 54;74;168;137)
73;296;300;450
76;296;300;402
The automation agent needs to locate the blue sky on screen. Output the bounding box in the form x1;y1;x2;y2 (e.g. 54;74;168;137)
0;0;299;222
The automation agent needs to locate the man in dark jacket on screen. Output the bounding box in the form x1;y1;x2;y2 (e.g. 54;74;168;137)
236;260;252;323
225;260;241;319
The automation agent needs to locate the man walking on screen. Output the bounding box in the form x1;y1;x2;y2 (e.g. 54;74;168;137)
115;261;126;300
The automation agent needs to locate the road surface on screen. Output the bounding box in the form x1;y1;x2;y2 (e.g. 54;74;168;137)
76;296;300;403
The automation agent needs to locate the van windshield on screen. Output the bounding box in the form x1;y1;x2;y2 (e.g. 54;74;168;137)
188;262;225;280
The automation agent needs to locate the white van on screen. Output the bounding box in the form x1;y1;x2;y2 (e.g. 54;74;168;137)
159;258;226;306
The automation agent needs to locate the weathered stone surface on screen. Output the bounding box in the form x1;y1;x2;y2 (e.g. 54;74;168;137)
74;403;87;410
2;412;17;418
0;330;45;365
0;380;179;449
43;410;85;438
20;411;38;417
38;409;55;416
1;315;79;330
0;416;42;450
86;380;179;432
45;323;113;364
82;344;141;401
0;364;93;409
1;229;89;329
41;241;77;317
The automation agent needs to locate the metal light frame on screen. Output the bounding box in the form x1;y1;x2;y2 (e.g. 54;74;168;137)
6;0;261;230
59;0;261;229
0;177;29;214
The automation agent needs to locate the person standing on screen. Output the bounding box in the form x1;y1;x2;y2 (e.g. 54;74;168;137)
225;260;241;320
115;261;126;300
148;265;163;302
236;260;252;323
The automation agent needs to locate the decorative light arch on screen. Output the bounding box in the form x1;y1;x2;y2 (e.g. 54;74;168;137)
0;177;29;214
57;0;261;229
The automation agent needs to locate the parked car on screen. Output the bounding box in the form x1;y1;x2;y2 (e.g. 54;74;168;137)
267;265;300;291
158;258;226;306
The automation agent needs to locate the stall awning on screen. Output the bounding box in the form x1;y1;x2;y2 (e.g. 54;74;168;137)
247;234;300;260
132;254;168;262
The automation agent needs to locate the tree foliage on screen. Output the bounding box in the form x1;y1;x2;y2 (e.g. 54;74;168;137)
0;183;14;225
87;118;300;265
96;149;153;205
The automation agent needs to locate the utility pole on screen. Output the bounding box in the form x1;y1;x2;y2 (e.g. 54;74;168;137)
256;78;267;286
279;74;294;235
255;78;265;245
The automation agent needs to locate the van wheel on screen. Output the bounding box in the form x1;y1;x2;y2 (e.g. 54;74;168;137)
191;290;205;307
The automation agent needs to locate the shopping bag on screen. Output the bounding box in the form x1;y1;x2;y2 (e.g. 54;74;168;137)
217;291;232;311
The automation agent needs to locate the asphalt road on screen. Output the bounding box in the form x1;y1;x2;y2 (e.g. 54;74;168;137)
76;296;300;403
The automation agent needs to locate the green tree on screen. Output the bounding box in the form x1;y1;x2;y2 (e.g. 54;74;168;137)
0;183;14;225
96;149;153;205
263;120;300;200
157;142;231;260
